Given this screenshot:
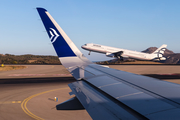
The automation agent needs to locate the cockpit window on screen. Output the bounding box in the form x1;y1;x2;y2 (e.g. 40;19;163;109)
84;44;87;46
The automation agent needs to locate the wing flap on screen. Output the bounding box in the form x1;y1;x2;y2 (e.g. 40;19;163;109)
89;64;180;107
66;63;180;119
83;72;176;116
69;81;140;120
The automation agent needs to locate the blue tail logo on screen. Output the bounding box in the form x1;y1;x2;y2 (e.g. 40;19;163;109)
49;28;59;43
37;7;78;57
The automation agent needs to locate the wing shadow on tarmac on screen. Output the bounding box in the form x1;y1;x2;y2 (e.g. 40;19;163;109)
143;74;180;79
0;77;76;84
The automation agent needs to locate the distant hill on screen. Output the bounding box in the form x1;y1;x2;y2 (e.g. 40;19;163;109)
0;54;61;64
142;47;174;55
163;53;180;64
142;47;180;64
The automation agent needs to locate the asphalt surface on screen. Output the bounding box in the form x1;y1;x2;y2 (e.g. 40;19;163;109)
0;65;72;79
1;65;180;120
108;65;180;84
0;65;91;120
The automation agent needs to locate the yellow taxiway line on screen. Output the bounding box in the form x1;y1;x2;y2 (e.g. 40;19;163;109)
21;87;69;120
0;101;21;104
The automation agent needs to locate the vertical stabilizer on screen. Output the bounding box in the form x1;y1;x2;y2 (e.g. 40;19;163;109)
36;8;92;70
152;44;167;60
36;8;82;58
152;44;167;55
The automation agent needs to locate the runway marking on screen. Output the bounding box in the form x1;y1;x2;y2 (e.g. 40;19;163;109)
21;87;69;120
9;74;72;76
0;101;21;104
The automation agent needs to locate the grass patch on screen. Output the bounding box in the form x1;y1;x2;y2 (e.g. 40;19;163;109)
0;66;26;71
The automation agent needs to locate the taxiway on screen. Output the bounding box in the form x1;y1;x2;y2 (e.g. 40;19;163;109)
0;65;180;120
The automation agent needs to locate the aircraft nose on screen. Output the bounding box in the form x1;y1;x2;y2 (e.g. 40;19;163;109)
81;45;85;49
81;44;89;49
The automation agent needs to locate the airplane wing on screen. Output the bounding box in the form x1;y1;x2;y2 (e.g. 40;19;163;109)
106;51;124;58
37;8;180;120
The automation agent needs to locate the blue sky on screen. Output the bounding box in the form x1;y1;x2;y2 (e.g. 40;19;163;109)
0;0;180;61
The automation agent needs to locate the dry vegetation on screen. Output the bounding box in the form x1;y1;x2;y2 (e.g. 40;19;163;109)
0;66;26;71
0;54;61;64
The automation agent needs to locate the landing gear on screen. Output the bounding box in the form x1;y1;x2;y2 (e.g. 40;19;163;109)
114;51;123;63
88;51;91;55
117;56;124;63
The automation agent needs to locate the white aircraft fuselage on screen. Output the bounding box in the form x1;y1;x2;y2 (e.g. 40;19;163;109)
82;43;167;61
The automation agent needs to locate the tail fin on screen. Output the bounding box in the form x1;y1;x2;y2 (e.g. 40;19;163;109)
36;8;82;58
152;44;167;55
37;8;92;79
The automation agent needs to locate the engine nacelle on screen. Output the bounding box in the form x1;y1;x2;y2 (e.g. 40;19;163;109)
160;57;166;60
106;53;115;58
154;57;166;61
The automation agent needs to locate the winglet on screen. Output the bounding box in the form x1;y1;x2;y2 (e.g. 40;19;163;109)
36;7;82;58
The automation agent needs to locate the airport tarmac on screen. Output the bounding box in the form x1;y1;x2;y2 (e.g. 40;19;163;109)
0;65;91;120
108;65;180;84
0;65;180;120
